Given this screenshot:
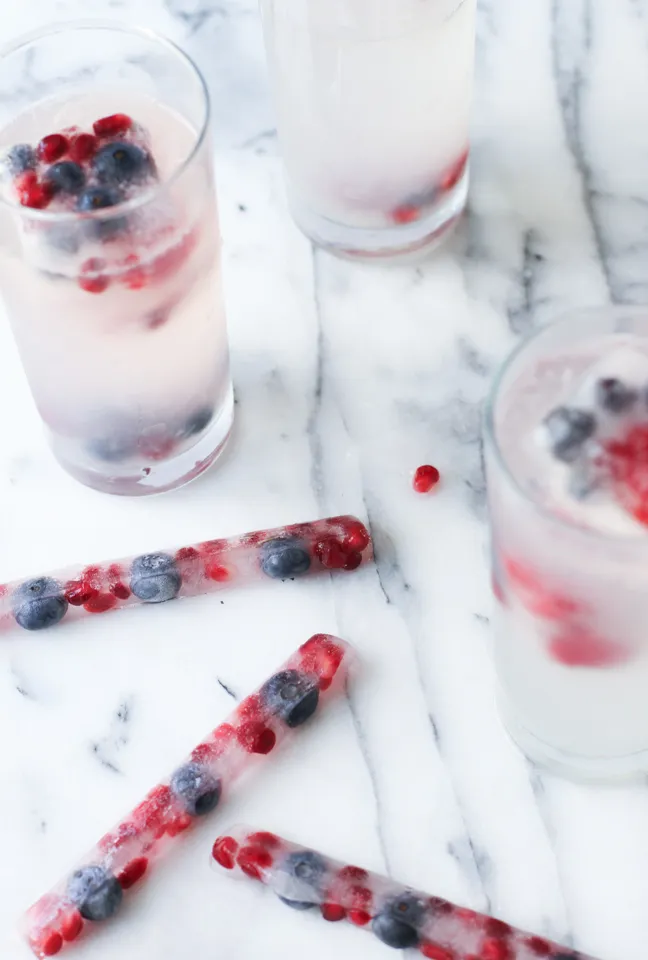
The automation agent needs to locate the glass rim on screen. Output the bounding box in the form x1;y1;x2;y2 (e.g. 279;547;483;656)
0;19;211;224
483;304;648;546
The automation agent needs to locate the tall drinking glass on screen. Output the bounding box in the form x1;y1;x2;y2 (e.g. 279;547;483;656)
259;0;476;260
485;309;648;781
0;23;233;495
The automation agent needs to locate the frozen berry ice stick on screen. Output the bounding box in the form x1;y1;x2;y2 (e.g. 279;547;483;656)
21;636;355;958
211;827;602;960
1;515;371;633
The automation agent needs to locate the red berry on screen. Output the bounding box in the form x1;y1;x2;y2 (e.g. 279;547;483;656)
343;551;363;571
64;579;97;605
480;938;512;960
133;784;172;833
247;831;281;849
212;835;239;869
337;865;369;883
60;911;83;942
93;113;133;137
237;844;273;879
176;546;199;563
441;149;469;192
119;253;148;290
84;592;117;613
205;560;231;582
237;721;276;755
209;722;236;749
321;903;346;922
604;424;648;524
110;582;131;600
413;464;441;493
117;857;148;889
503;557;581;621
349;885;372;908
165;813;192;837
525;938;552;957
38;931;63;956
485;919;511;938
79;258;110;294
37;134;68;163
549;626;629;668
68;133;98;163
420;943;456;960
348;909;372;926
392;203;421;225
148;229;197;283
336;517;370;551
299;635;344;690
15;171;53;209
315;537;349;569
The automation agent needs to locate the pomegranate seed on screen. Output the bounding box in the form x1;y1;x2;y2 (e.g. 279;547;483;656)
480;937;512;960
343;550;363;571
79;258;110;294
110;582;131;600
60;911;83;942
166;813;193;837
37;134;68;163
525;938;552;957
237;721;276;755
205;560;231;582
604;424;648;524
548;627;629;668
441;149;469;192
209;722;236;748
348;909;372;926
212;835;239;869
335;517;370;551
455;907;481;925
237;844;273;880
321;903;346;922
299;635;344;689
413;464;441;493
16;171;53;209
503;557;582;621
68;133;98;163
420;943;456;960
132;784;172;831
84;592;117;613
93;113;133;137
338;865;369;883
392;203;421;225
38;931;63;956
247;831;281;849
485;919;511;938
315;537;349;569
149;229;197;283
117;857;148;889
119;253;148;290
190;742;217;764
349;885;372;908
176;546;199;563
64;580;96;605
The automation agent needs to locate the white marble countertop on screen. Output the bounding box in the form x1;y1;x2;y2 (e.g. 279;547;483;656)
1;1;648;959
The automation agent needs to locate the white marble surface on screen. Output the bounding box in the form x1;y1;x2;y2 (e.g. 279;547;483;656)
0;1;647;959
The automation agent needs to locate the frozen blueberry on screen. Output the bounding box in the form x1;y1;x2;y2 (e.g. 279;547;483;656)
44;161;86;196
66;865;123;922
277;895;316;910
595;377;637;414
543;406;596;463
170;762;221;816
372;894;427;950
12;577;68;631
5;143;36;175
92;142;153;187
77;186;127;241
177;406;214;440
280;850;328;901
44;221;82;254
260;537;311;579
130;553;181;602
261;669;319;728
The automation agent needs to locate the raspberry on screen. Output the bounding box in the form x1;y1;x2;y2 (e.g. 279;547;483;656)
212;835;239;869
413;464;441;493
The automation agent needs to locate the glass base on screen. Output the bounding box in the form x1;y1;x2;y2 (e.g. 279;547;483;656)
289;168;468;262
498;690;648;783
51;387;235;496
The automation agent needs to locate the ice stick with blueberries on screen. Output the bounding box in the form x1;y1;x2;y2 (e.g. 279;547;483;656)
211;827;601;960
1;515;371;634
21;635;355;958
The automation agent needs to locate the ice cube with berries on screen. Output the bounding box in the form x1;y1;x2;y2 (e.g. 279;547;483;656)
21;636;356;958
212;826;601;959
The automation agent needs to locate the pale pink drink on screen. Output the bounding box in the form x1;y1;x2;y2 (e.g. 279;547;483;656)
0;24;232;495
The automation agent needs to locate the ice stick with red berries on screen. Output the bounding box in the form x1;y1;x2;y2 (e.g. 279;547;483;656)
21;636;355;958
211;827;602;960
1;515;371;634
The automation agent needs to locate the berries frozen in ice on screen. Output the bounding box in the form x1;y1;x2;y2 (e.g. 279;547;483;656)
260;537;311;579
92;142;152;187
5;143;36;175
169;762;221;816
12;577;68;631
261;669;319;727
543;406;596;462
595;377;637;414
130;553;181;602
372;893;426;949
44;161;86;196
280;849;327;902
66;865;123;922
37;134;69;163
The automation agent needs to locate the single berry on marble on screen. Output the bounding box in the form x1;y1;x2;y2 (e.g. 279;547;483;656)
372;893;427;949
66;865;123;922
37;134;69;163
130;553;181;602
5;143;36;175
44;161;86;196
543;407;596;463
12;577;68;630
261;669;319;728
279;849;328;904
92;141;153;187
169;762;221;816
260;537;311;579
413;464;440;493
595;377;637;414
93;114;133;138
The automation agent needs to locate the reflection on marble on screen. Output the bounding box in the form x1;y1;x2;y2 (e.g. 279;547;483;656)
0;1;648;959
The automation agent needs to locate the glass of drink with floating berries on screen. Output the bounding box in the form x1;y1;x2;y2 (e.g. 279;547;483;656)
259;0;475;260
485;307;648;781
0;23;233;495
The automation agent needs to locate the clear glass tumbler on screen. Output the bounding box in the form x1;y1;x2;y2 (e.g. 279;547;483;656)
259;0;476;260
0;23;233;495
485;308;648;781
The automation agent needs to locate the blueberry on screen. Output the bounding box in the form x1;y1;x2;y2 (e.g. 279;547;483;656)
66;865;123;922
77;187;127;241
92;142;153;187
12;577;68;631
177;406;214;440
5;143;36;175
595;377;637;414
261;669;319;728
130;553;181;602
87;426;136;463
44;161;86;196
44;222;82;254
280;850;328;902
372;894;427;950
543;406;596;463
260;537;311;579
170;762;221;816
277;895;316;910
